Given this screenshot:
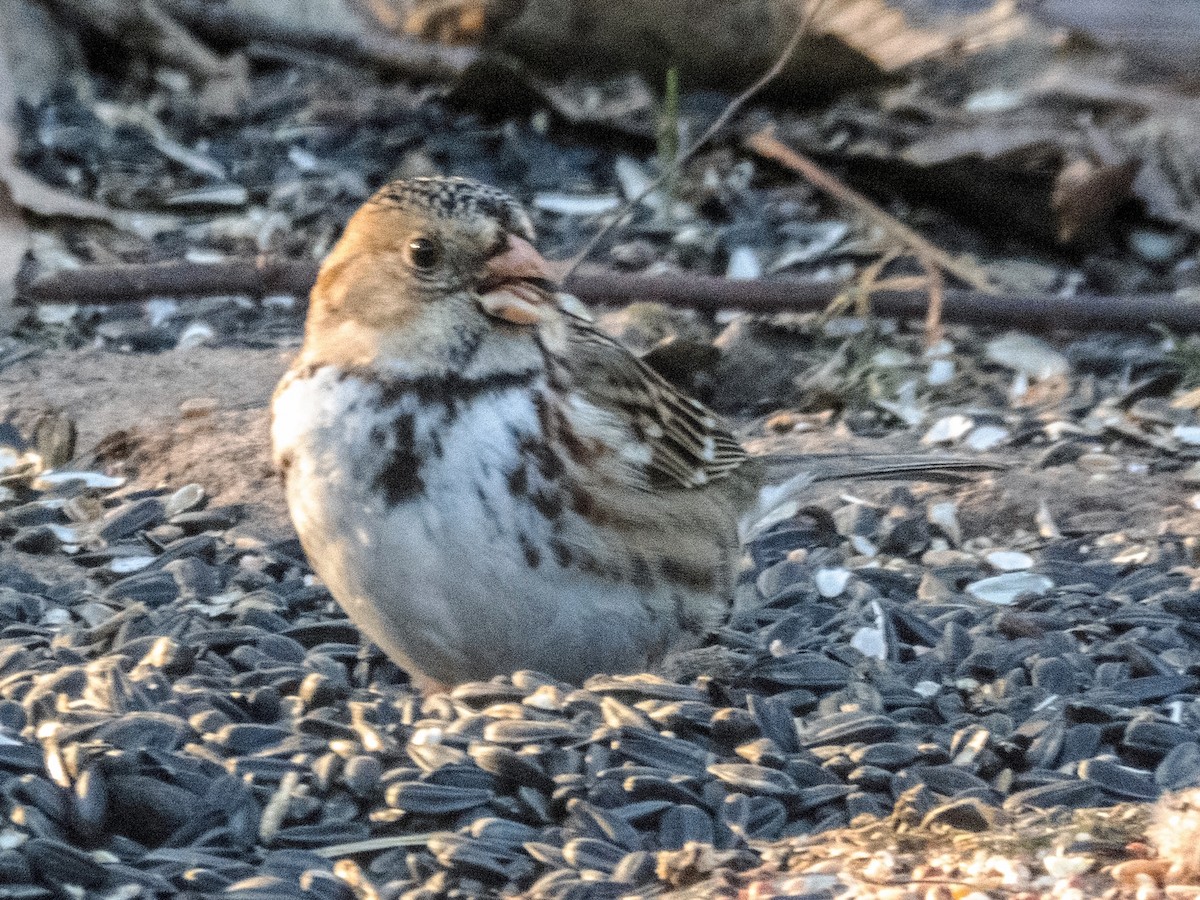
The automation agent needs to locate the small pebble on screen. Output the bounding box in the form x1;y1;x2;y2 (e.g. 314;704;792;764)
1043;854;1093;878
532;193;621;216
872;349;913;368
927;501;961;546
850;626;887;660
165;484;206;517
36;304;78;326
926;357;955;385
109;556;156;574
33;472;124;490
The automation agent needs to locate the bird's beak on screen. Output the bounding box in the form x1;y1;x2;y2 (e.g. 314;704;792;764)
477;235;562;326
483;234;554;284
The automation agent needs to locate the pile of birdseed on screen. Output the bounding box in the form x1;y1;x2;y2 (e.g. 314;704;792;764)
0;423;1196;900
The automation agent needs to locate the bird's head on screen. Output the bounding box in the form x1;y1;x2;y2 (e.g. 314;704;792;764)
302;176;561;373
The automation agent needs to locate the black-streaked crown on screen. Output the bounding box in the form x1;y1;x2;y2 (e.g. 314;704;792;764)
369;176;535;242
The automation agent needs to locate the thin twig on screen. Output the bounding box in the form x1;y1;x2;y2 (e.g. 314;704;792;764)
921;250;945;347
833;247;901;322
744;127;999;294
19;258;1200;333
563;0;832;277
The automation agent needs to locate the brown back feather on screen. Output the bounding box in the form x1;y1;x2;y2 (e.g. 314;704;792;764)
558;315;747;490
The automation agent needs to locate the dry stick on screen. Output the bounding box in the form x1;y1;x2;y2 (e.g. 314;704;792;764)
158;0;475;79
842;247;901;321
576;271;1193;333
19;258;1200;333
920;250;945;347
21;258;318;305
744;127;998;295
563;0;831;277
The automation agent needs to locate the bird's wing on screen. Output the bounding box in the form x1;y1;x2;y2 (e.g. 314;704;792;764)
557;316;748;489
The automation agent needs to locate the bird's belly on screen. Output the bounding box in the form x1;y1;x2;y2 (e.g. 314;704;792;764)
272;372;671;685
287;454;666;685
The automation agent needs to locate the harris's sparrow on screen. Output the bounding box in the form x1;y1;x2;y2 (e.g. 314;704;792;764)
272;176;983;693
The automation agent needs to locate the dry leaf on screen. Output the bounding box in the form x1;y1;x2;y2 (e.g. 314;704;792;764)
1018;66;1200;234
804;0;1026;72
1123;114;1200;234
1052;156;1139;245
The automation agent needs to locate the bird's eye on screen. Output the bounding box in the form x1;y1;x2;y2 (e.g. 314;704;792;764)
406;236;442;271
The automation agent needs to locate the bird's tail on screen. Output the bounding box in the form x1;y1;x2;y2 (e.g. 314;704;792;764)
741;453;1003;543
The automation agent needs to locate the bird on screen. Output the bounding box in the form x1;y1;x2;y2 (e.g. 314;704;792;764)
271;175;988;694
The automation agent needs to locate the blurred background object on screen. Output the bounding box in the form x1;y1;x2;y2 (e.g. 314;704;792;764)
1029;0;1200;79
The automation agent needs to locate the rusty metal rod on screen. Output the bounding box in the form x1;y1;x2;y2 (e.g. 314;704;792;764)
18;258;1200;332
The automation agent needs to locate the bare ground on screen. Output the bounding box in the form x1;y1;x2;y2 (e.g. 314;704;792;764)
1;345;293;539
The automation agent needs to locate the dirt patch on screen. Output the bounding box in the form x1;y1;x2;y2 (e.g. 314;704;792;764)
98;407;290;539
0;345;290;446
1;345;293;537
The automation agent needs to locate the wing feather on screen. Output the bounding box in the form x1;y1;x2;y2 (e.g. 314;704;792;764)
558;315;747;490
